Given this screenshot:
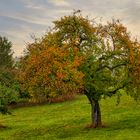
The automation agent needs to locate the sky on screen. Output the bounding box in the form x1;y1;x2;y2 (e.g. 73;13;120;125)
0;0;140;57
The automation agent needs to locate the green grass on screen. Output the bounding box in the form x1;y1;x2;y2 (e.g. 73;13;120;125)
0;94;140;140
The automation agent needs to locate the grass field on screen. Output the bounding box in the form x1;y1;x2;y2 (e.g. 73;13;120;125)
0;94;140;140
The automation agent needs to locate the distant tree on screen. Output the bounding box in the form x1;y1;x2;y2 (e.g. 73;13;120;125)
0;36;13;68
0;36;18;115
0;68;19;114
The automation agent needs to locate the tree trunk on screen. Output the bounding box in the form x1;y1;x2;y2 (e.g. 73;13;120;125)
90;99;102;128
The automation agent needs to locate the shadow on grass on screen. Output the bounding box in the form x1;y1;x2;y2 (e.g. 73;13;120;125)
10;115;140;139
108;115;140;130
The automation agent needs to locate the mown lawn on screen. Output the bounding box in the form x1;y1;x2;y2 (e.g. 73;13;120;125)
0;94;140;140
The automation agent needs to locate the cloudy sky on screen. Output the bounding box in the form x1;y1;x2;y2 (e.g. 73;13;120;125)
0;0;140;57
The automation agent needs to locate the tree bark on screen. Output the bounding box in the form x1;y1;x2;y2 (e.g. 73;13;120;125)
90;99;102;128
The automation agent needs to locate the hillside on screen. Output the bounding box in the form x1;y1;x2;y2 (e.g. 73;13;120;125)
0;95;140;140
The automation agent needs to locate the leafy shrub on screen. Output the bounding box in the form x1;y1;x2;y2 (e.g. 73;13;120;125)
0;84;18;114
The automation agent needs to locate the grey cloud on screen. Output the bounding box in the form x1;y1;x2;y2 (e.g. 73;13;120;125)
0;0;140;56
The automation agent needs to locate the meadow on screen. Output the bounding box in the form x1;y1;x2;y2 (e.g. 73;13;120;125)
0;94;140;140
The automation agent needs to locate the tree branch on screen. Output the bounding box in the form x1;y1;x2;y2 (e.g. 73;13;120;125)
107;80;131;96
96;62;127;72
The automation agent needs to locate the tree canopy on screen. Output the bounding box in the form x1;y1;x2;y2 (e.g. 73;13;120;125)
0;36;13;68
18;39;84;102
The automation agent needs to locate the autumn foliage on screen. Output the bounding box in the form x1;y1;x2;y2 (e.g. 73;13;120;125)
18;39;84;102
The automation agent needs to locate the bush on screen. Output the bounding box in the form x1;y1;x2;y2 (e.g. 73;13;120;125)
0;84;18;114
0;68;19;114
